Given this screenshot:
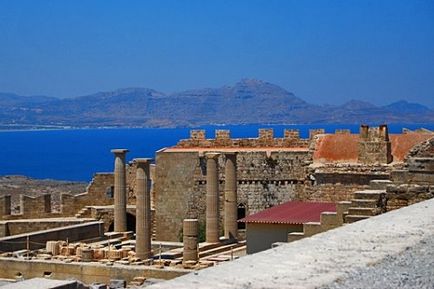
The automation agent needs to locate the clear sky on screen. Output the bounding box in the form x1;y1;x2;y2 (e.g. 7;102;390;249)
0;0;433;107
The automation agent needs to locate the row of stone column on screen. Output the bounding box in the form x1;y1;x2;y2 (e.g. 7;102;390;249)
111;148;238;262
111;149;152;260
205;152;238;243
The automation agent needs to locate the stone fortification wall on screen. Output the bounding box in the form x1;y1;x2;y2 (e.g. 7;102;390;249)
154;126;432;241
154;151;199;241
175;128;312;148
358;124;392;164
313;126;432;164
155;147;311;241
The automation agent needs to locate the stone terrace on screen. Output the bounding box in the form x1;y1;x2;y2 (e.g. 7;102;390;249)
149;197;434;289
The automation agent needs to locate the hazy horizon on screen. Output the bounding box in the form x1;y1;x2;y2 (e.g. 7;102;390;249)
1;78;433;109
1;0;433;106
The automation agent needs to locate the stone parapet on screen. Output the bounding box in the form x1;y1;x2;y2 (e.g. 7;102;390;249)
175;129;310;148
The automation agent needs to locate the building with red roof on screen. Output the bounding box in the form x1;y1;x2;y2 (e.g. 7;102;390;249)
239;201;336;254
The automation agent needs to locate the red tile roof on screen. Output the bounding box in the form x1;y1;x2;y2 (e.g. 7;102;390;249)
238;201;336;225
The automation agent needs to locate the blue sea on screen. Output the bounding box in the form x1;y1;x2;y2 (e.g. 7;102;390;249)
0;123;433;181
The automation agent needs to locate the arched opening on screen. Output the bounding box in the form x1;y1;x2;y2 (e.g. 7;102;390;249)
108;213;136;233
237;204;246;230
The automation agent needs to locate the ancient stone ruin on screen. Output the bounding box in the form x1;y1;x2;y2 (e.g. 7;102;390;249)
0;124;432;287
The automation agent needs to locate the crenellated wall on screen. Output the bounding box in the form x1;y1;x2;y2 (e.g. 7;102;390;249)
358;124;392;164
155;145;312;241
175;128;311;148
154;126;432;241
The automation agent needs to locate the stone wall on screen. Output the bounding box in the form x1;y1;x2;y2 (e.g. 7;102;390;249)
154;149;311;241
154;151;200;241
386;184;433;211
0;218;93;237
301;163;392;202
0;221;104;252
386;136;434;211
358;124;392;164
175;128;310;148
154;126;432;241
0;258;189;284
0;173;115;221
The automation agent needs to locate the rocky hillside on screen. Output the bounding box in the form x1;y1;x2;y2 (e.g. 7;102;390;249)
1;79;433;128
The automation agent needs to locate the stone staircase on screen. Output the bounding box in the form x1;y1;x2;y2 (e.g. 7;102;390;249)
288;182;389;243
199;240;246;260
345;190;386;223
287;202;351;242
74;206;92;218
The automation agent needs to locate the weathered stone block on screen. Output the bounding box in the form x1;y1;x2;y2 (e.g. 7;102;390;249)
320;212;339;229
303;222;323;237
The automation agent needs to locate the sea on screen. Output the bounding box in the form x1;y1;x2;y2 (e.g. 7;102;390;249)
1;123;433;182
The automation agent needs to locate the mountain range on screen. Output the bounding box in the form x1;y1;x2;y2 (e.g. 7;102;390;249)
1;79;433;128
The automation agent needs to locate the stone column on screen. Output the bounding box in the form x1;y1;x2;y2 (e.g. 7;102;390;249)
134;158;152;260
183;219;198;262
205;153;220;243
111;149;129;232
224;152;238;240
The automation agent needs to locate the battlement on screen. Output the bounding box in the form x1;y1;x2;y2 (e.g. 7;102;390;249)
358;124;392;164
360;124;389;141
175;128;326;148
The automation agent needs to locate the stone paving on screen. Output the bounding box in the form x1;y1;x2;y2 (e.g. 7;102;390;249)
322;235;434;289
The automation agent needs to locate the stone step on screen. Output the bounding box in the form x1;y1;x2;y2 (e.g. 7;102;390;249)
350;199;378;208
353;190;385;200
369;180;392;190
75;207;92;218
129;276;146;286
287;232;304;243
201;243;246;261
303;222;323;237
345;214;371;223
199;241;245;259
348;207;376;216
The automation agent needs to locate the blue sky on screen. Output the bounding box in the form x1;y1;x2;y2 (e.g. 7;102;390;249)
0;0;433;107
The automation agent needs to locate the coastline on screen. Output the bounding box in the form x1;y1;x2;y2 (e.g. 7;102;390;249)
1;122;434;133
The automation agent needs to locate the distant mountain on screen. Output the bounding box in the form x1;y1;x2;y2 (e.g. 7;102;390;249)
383;100;431;114
0;92;55;106
1;80;433;128
339;100;377;110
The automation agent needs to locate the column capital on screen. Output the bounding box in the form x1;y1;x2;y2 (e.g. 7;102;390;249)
133;158;153;164
205;152;220;159
111;148;129;155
